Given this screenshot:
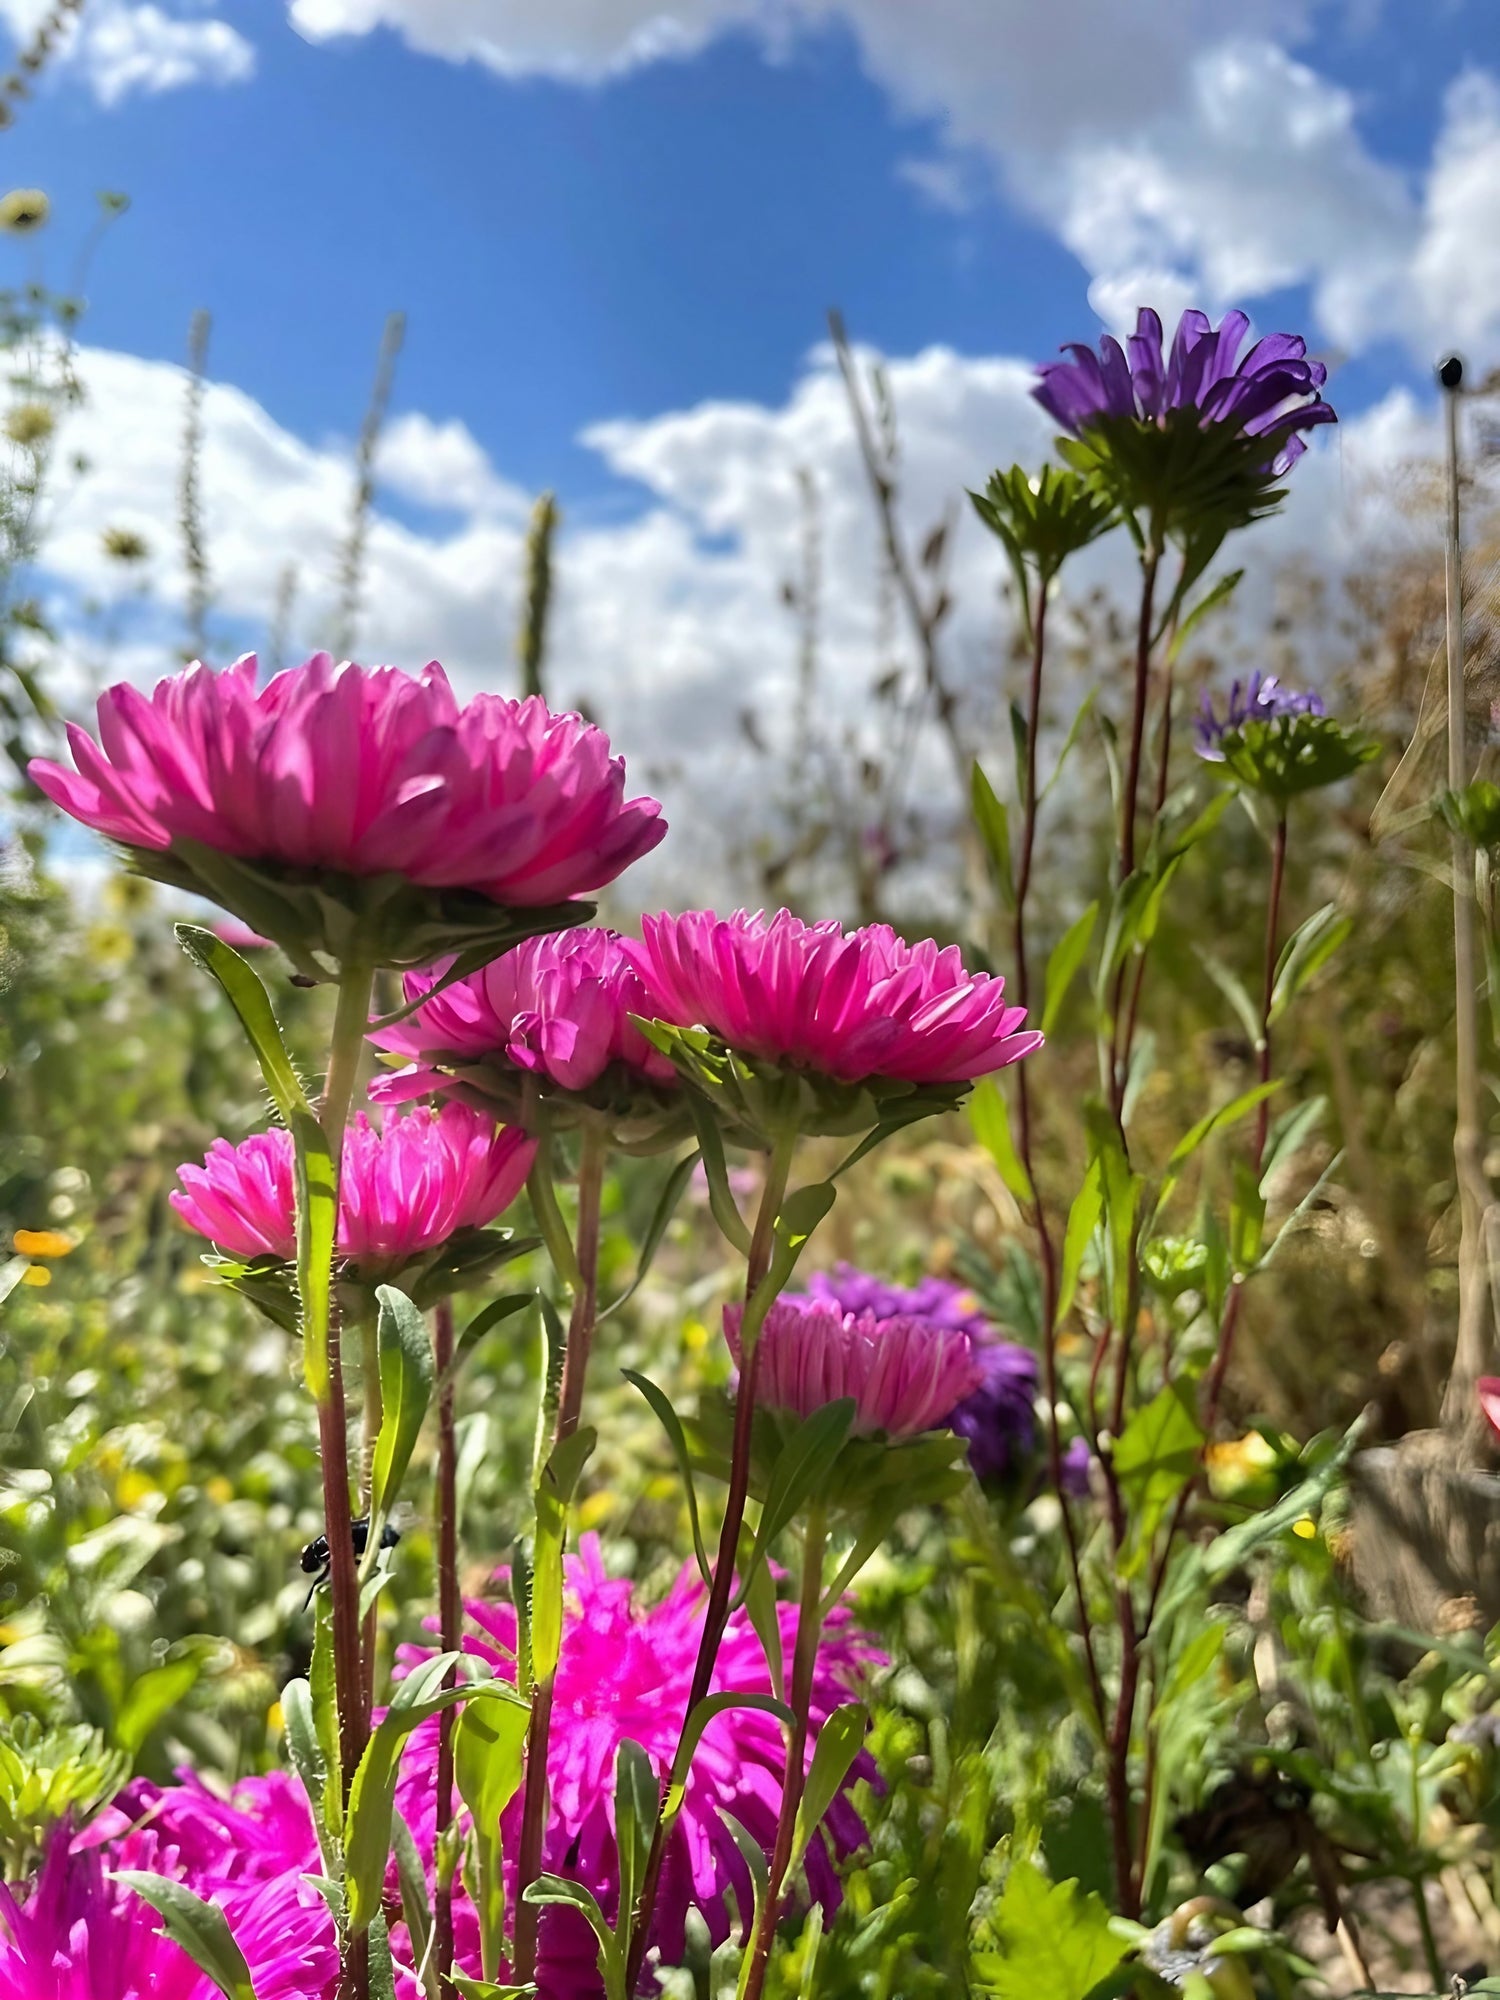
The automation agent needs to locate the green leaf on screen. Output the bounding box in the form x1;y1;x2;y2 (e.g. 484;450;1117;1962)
280;1675;333;1869
972;1860;1128;2000
612;1738;658;1955
662;1693;794;1843
737;1400;856;1602
524;1876;623;2000
114;1656;199;1756
1156;1081;1278;1217
173;924;309;1123
718;1808;769;1998
968;1075;1033;1205
600;1150;699;1320
112;1872;257;2000
622;1368;711;1584
1040;689;1099;805
684;1090;753;1256
1111;1382;1205;1578
972;762;1015;910
1269;903;1351;1023
1192;945;1263;1050
345;1658;526;1934
1042;902;1098;1037
292;1105;339;1404
531;1426;597;1683
532;1294;568;1490
789;1702;868;1878
391;1811;437;2000
309;1594;343;1842
1055;1158;1102;1327
1166;568;1243;665
437;1292;534;1398
1259;1095;1326;1195
368;1284;434;1540
756;1181;837;1309
450;1983;537;2000
454;1692;529;1978
1230;1154;1266;1270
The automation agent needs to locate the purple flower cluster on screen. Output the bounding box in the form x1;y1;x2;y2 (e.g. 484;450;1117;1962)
1194;671;1326;762
1035;307;1336;477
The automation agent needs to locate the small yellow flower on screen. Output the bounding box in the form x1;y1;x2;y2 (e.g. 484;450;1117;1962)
13;1228;73;1258
575;1490;612;1532
266;1701;284;1734
19;1265;50;1287
4;401;52;447
204;1476;233;1506
116;1468;155;1512
682;1316;709;1352
1292;1515;1318;1540
0;188;48;232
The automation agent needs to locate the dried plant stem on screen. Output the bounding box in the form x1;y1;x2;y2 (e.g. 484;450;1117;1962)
432;1296;459;1996
742;1500;828;2000
827;309;968;798
0;0;86;128
334;311;405;661
513;1127;606;1983
517;491;558;702
180;310;213;663
627;1132;797;1991
1437;363;1491;1435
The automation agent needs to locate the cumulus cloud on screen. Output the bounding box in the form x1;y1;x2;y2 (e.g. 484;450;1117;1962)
0;0;254;105
34;334;1440;905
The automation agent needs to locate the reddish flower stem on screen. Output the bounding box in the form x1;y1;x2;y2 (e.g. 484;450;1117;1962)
1109;546;1161;1119
626;1134;795;1992
432;1295;459;1996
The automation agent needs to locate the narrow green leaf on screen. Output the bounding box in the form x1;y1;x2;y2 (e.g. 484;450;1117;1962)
437;1293;534;1399
968;1076;1033;1205
309;1595;342;1841
112;1872;257;2000
368;1284;435;1537
1112;1382;1204;1578
1042;902;1098;1037
718;1809;769;2000
292;1105;338;1404
174;924;308;1122
972;762;1015;910
1156;1082;1278;1217
1166;568;1243;665
1040;688;1098;804
1192;945;1263;1049
663;1693;794;1841
114;1656;198;1756
622;1368;711;1584
685;1090;753;1256
1055;1158;1102;1327
599;1150;699;1320
789;1702;868;1877
523;1876;623;1999
280;1676;333;1870
391;1811;437;2000
454;1692;529;1978
532;1294;568;1492
612;1738;658;1951
1269;904;1351;1023
738;1400;856;1601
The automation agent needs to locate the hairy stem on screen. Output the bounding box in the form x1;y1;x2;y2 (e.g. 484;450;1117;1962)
627;1128;799;1990
432;1297;459;1996
514;1126;608;1982
743;1500;828;2000
1109;546;1162;1118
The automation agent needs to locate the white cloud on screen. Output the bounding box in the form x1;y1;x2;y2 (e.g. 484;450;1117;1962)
1411;70;1500;358
32;333;1440;906
375;412;528;520
0;0;254;105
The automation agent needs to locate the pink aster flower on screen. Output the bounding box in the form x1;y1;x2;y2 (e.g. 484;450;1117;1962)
625;909;1040;1086
1480;1377;1500;1444
727;1298;984;1439
170;1101;535;1269
29;655;665;970
0;1825;336;2000
392;1535;880;1993
371;927;677;1120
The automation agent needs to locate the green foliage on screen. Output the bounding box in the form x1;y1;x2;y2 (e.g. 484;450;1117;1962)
973;1859;1128;2000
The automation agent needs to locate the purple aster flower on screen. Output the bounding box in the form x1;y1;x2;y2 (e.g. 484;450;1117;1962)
947;1340;1040;1483
1060;1434;1094;1498
1194;672;1326;762
800;1263;993;1339
1035;307;1336;478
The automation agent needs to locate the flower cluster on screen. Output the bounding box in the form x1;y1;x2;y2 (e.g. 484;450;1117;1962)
29;655;665;973
1195;671;1376;800
371;926;681;1144
390;1537;878;1990
171;1101;534;1312
1194;672;1325;757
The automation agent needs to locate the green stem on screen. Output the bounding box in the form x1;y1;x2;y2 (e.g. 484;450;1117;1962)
314;961;376;2000
432;1298;459;1998
626;1125;800;1991
743;1500;828;2000
514;1124;608;1983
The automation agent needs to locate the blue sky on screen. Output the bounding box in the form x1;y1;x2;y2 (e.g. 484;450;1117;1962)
1;1;1496;891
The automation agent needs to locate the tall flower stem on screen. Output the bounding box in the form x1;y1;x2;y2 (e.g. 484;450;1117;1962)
1110;544;1162;1119
742;1499;828;2000
627;1127;799;1992
358;1313;382;1713
432;1295;459;1997
1012;583;1103;1726
514;1125;608;1983
316;963;375;2000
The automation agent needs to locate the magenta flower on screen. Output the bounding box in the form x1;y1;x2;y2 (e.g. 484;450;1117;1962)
392;1535;880;1991
370;927;680;1138
726;1298;983;1440
1035;306;1335;477
626;910;1040;1088
171;1101;535;1271
0;1826;336;2000
29;655;665;971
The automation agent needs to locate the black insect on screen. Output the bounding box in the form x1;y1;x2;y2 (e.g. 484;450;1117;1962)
299;1517;400;1610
